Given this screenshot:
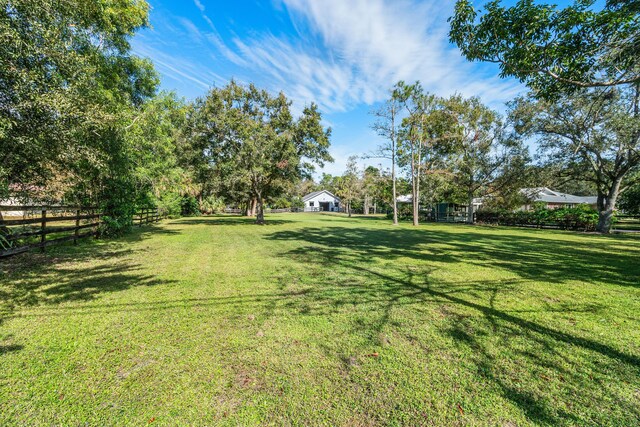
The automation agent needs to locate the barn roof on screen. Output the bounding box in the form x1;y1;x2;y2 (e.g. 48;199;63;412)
303;190;340;202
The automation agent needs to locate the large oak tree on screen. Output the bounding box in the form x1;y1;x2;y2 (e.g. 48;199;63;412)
511;85;640;233
185;81;332;224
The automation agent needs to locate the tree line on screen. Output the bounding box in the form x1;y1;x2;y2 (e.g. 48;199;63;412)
2;0;638;234
293;0;640;234
341;0;639;233
1;0;331;231
446;0;640;233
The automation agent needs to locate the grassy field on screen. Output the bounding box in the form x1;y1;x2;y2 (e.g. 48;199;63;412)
1;214;639;426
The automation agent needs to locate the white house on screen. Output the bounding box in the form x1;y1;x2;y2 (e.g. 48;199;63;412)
303;190;341;212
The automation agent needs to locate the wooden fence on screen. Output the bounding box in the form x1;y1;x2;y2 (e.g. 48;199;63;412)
613;215;640;233
136;207;164;226
0;206;101;257
0;206;166;258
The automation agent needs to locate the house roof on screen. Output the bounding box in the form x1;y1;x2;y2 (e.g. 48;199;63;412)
520;187;597;205
303;190;340;202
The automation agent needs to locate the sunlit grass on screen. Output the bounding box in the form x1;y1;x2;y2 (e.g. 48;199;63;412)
1;213;639;426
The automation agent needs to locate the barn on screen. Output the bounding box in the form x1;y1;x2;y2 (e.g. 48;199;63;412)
303;190;341;212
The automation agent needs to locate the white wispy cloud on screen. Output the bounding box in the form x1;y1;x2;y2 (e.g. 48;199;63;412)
193;0;205;13
132;42;226;91
142;0;522;114
216;0;522;112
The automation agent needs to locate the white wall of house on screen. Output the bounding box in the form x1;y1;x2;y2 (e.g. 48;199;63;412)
0;197;26;217
304;191;340;212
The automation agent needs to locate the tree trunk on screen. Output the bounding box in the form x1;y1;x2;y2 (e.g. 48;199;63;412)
255;195;265;224
363;195;369;215
467;195;475;224
391;140;398;225
596;177;622;233
348;202;352;218
411;159;419;227
250;197;257;216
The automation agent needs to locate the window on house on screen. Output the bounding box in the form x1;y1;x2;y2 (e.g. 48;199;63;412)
309;201;314;207
334;202;339;207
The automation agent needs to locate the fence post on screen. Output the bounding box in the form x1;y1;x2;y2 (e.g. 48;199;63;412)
74;209;80;245
93;208;99;238
40;208;46;252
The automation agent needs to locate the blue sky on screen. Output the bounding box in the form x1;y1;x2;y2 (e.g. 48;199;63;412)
132;0;531;176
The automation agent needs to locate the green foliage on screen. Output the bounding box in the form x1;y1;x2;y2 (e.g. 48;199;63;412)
449;0;640;99
476;205;600;231
336;156;362;217
510;85;640;232
1;0;157;197
290;196;305;209
180;196;200;217
444;94;528;213
271;197;292;209
199;195;227;215
183;81;332;223
619;178;640;214
0;0;186;236
98;215;133;238
156;192;183;218
387;203;415;221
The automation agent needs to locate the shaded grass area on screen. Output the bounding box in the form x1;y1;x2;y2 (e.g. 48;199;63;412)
1;214;639;426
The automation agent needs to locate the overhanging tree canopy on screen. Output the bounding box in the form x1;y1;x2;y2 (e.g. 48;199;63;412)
449;0;640;99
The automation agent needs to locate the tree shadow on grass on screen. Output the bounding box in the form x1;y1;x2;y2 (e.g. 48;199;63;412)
0;223;178;330
262;224;640;425
267;225;640;288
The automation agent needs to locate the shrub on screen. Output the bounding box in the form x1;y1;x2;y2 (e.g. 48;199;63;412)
155;192;182;218
271;197;292;209
200;195;226;214
180;195;200;216
98;215;132;237
476;205;598;231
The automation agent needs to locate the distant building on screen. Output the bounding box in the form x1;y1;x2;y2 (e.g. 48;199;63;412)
519;187;597;210
303;190;341;212
396;194;481;222
1;184;48;217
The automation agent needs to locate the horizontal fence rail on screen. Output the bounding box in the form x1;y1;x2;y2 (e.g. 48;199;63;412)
612;215;640;232
0;206;101;257
135;207;165;227
0;205;168;257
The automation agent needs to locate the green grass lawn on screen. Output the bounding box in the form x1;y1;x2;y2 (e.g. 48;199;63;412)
1;214;639;426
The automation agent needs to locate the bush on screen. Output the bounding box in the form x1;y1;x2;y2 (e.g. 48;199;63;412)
271;197;292;209
200;195;226;214
385;204;418;221
98;215;132;237
180;195;200;216
156;192;182;218
291;196;305;209
476;205;598;231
